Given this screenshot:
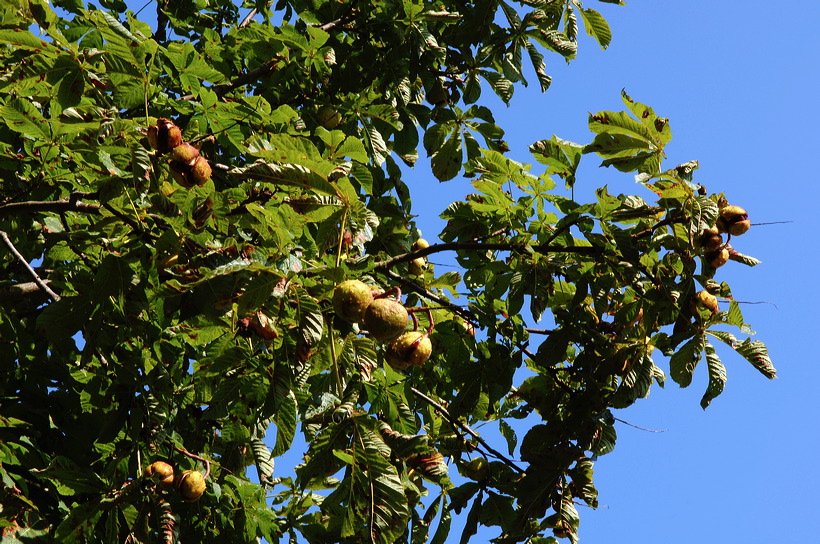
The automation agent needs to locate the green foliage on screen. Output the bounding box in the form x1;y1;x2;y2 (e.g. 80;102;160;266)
0;1;774;543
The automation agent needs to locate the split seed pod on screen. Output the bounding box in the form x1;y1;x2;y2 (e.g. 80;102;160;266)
147;118;183;153
385;331;433;370
144;461;175;489
716;205;751;236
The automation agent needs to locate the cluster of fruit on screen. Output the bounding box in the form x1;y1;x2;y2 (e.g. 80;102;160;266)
698;204;750;269
147;119;212;187
144;461;206;502
332;279;432;371
693;203;751;315
408;238;429;276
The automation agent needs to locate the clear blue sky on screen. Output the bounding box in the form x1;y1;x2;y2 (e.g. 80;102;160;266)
106;1;820;541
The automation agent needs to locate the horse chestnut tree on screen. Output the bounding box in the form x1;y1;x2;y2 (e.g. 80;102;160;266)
0;1;775;543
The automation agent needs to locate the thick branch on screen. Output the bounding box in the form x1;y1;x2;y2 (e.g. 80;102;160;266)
409;387;525;474
0;280;53;302
0;231;61;301
0;192;100;217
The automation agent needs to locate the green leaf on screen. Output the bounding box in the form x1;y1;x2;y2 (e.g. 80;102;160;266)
700;343;726;409
271;391;298;457
669;335;704;388
431;130;463;181
735;338;777;379
498;419;518;455
580;8;612;49
1;99;52;140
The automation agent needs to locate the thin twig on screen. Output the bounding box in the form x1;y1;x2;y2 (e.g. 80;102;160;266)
373;240;598;270
382;268;479;324
612;417;668;433
172;445;212;479
409;387;525;474
0;231;61;302
524;328;553;335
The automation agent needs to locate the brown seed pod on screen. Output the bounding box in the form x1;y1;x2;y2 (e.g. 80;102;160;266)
385;330;432;370
705;247;730;268
147;118;183;153
408;257;426;276
144;461;175;489
189;156;212;186
412;238;430;251
364;298;408;342
170;142;200;163
333;280;375;323
697;227;724;252
176;470;206;502
716;205;750;236
690;290;719;316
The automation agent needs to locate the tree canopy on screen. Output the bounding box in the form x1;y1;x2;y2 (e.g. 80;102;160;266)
0;1;776;543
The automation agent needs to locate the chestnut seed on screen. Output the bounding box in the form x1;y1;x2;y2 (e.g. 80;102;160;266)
148;118;183;153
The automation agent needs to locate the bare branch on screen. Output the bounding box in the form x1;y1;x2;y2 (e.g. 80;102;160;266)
409;387;525;474
0;192;100;217
0;231;61;302
0;280;53;302
238;7;259;29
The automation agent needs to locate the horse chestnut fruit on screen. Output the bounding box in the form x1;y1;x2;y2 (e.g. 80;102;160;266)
176;470;206;502
333;280;374;323
385;330;432;370
364;298;408;341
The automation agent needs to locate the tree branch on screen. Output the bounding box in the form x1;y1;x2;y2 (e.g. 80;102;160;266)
372;240;599;270
238;7;259;29
0;280;53;302
154;1;170;43
409;387;525;474
212;56;285;99
0;192;100;217
382;268;479;325
0;231;61;301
